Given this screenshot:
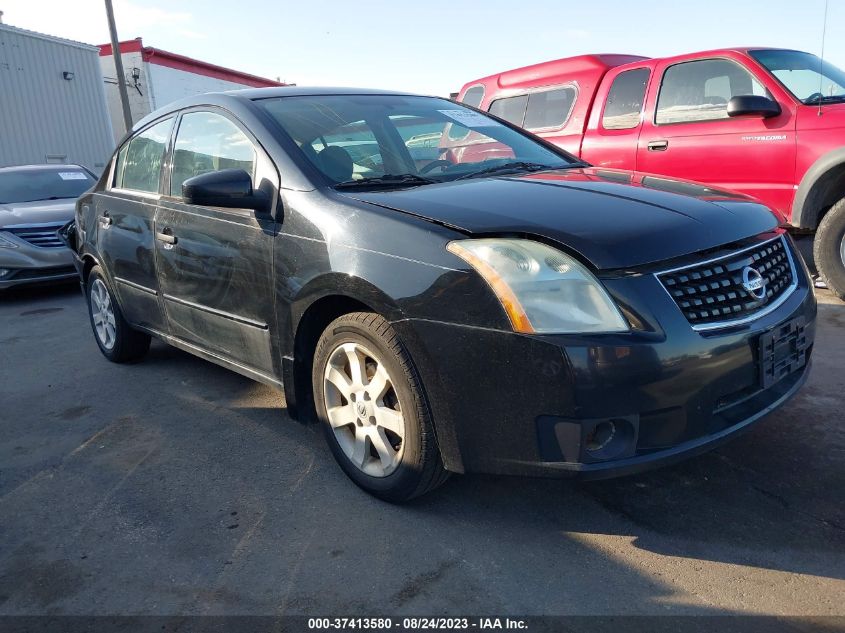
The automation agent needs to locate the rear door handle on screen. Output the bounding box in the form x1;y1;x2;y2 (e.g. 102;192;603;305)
99;212;112;227
647;140;669;152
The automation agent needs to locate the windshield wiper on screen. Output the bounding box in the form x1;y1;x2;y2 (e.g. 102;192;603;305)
334;174;436;189
455;161;579;181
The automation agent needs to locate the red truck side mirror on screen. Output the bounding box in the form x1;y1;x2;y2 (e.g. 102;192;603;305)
727;95;781;118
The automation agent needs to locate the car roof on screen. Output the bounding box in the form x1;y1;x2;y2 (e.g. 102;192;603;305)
0;164;86;173
222;86;422;99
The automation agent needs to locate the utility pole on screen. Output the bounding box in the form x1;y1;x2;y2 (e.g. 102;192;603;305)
104;0;133;134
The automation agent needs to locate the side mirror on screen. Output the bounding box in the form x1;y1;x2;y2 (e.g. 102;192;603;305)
182;169;271;214
727;95;781;119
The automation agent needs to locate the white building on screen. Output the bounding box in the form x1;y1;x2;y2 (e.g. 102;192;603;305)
0;24;114;173
99;38;283;141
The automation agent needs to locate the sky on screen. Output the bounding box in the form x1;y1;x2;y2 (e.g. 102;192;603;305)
1;0;842;96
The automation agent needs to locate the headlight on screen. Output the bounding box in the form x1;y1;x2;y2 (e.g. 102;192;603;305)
447;238;628;334
0;232;19;249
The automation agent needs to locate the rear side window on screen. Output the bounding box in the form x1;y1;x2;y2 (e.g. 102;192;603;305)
460;85;485;108
656;59;768;125
170;112;256;197
116;117;174;193
488;95;529;126
602;68;650;130
523;87;577;130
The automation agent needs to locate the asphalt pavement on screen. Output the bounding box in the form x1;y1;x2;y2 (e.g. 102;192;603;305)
0;283;843;618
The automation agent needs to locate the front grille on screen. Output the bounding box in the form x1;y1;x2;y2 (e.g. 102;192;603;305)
5;224;66;248
657;235;797;330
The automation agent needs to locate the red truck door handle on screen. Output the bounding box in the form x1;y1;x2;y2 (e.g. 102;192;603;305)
647;140;669;152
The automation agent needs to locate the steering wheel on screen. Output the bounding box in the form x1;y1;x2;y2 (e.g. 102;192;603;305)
420;160;454;175
804;92;824;104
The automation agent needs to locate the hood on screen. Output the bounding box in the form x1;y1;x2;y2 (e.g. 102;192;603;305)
0;199;77;228
342;167;778;270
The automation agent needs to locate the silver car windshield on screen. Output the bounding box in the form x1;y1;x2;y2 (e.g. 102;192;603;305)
0;168;95;204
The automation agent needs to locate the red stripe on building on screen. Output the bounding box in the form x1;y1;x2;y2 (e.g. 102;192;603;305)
99;38;283;88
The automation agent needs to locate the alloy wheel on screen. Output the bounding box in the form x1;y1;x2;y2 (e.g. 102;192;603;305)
90;278;117;350
323;342;406;477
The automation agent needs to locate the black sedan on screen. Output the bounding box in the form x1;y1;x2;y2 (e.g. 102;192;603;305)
68;88;816;501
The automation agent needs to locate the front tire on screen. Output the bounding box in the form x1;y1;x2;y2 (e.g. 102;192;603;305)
86;266;150;363
312;312;449;502
814;197;845;300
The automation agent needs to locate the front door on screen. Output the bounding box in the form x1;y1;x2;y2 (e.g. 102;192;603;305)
154;110;278;376
96;116;174;332
636;57;797;220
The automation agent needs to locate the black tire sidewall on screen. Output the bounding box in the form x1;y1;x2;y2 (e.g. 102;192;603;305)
312;317;427;500
815;199;845;299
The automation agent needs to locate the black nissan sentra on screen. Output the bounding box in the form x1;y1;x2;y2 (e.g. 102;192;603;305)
68;88;816;501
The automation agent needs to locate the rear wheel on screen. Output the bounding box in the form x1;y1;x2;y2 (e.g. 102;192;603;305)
87;266;150;362
312;312;449;502
814;197;845;300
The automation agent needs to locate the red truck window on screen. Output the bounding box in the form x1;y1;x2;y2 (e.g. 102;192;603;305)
655;59;767;125
603;68;650;130
489;95;529;126
523;87;577;130
460;85;485;109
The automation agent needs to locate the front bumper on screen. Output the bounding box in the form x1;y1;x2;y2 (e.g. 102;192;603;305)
393;259;817;479
0;239;77;289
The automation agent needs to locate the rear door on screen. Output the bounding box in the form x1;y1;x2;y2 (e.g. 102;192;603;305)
636;56;797;218
155;109;279;375
96;116;174;332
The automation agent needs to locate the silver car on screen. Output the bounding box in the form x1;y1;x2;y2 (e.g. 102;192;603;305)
0;165;95;289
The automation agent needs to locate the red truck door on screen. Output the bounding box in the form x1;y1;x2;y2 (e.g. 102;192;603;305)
636;56;796;222
581;65;653;169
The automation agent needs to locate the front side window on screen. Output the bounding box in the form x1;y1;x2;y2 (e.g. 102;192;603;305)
603;68;650;130
0;167;94;204
656;59;768;125
116;117;173;193
523;87;577;130
750;49;845;104
255;95;576;185
170;112;256;197
488;95;529;126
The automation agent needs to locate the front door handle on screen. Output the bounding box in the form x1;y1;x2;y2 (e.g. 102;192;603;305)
99;212;112;228
647;140;669;152
156;231;177;247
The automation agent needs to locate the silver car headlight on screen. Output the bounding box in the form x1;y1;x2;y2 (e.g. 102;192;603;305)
447;238;629;334
0;232;19;249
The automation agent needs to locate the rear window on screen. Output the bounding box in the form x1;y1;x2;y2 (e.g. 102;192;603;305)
460;85;485;108
114;117;174;193
488;95;528;126
523;87;577;130
603;68;650;130
0;168;94;204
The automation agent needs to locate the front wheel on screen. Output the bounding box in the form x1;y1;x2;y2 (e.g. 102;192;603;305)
312;312;449;502
814;197;845;300
87;266;151;362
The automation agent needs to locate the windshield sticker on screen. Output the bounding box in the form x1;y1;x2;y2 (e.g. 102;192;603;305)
58;172;88;180
438;109;498;128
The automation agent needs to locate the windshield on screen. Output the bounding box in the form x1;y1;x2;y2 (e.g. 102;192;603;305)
254;95;578;186
0;168;95;204
750;49;845;103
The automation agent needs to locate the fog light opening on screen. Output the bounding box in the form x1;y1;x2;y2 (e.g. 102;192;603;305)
586;421;616;453
584;418;636;461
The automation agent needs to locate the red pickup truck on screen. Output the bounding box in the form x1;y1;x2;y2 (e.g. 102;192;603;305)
455;48;845;298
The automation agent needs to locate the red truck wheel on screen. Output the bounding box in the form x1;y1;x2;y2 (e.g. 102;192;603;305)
814;197;845;301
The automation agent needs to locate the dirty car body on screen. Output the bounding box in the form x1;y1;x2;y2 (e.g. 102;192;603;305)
69;88;816;496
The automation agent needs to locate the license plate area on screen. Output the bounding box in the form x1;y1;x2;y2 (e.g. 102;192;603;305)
759;316;808;389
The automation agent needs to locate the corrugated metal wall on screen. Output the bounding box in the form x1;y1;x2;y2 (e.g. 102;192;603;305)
0;25;114;173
